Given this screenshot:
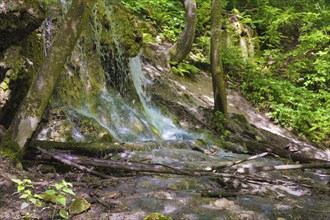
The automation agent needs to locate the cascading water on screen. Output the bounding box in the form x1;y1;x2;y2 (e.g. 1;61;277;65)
41;1;193;143
129;56;193;140
67;56;193;143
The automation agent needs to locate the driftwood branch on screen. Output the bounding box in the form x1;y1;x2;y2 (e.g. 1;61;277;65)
30;139;206;157
37;147;111;179
213;152;269;170
237;162;330;174
36;148;330;182
36;149;243;179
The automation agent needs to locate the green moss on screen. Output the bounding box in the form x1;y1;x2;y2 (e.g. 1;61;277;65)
20;30;44;78
143;213;172;220
93;1;142;57
0;128;24;164
99;133;115;143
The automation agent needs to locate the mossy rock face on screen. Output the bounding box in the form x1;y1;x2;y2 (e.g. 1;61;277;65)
0;0;45;52
69;197;91;215
0;1;45;126
93;1;143;57
0;128;24;163
53;0;143;108
0;45;33;125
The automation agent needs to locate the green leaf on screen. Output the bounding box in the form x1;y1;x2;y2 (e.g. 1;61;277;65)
62;180;72;187
34;194;43;199
29;198;37;204
56;195;67;206
45;189;56;196
62;188;75;195
11;179;22;184
53;183;63;190
19;194;29;199
24;190;32;196
59;210;69;219
17;185;25;192
21;202;30;209
23;179;32;185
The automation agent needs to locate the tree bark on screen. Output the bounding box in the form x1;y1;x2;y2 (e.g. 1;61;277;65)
167;0;197;63
210;0;228;114
1;0;97;161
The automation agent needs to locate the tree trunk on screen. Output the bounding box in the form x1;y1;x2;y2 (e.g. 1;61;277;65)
167;0;197;63
210;0;228;114
0;0;97;161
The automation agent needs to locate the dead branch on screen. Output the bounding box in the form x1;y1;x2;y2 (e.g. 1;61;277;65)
31;139;205;157
37;147;111;179
213;152;269;170
36;149;243;179
237;162;330;174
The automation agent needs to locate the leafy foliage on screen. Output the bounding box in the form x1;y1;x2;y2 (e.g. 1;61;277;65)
171;61;200;76
121;0;329;144
12;179;80;219
213;111;229;137
120;0;185;42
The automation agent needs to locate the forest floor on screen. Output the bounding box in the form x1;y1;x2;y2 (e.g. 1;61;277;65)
0;69;329;219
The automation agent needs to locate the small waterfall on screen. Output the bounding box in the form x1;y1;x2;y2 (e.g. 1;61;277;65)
45;1;192;143
65;56;193;143
129;56;193;140
67;56;193;142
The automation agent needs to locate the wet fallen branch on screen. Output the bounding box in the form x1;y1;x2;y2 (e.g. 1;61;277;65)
36;148;242;179
37;147;111;179
212;152;269;170
31;139;208;157
36;148;330;181
237;162;330;174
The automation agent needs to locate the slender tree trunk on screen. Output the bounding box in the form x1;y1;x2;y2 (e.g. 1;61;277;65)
0;0;97;161
167;0;197;63
210;0;228;114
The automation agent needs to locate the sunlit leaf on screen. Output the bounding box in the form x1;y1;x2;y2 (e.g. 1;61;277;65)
59;210;69;219
19;194;29;199
56;195;67;206
21;202;30;209
62;188;75;195
45;189;56;196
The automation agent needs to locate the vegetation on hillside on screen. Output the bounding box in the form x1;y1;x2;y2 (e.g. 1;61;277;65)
121;0;330;145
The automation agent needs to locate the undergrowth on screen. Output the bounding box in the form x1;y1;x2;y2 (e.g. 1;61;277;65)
120;0;330;144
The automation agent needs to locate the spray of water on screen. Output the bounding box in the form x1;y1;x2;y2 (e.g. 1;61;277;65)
129;56;193;140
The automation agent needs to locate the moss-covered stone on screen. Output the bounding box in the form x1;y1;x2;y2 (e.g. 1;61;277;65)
69;197;91;215
0;0;45;52
143;213;172;220
0;46;30;126
0;128;24;164
93;1;143;57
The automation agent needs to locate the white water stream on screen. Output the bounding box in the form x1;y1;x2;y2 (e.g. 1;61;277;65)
129;56;192;141
67;56;192;143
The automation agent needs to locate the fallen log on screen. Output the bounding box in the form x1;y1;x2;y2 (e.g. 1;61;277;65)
226;135;330;164
36;147;111;179
30;139;208;158
237;162;330;174
36;148;330;179
35;148;240;178
34;148;330;196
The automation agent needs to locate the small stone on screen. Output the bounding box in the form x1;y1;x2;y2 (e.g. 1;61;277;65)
143;213;172;220
69;197;91;215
